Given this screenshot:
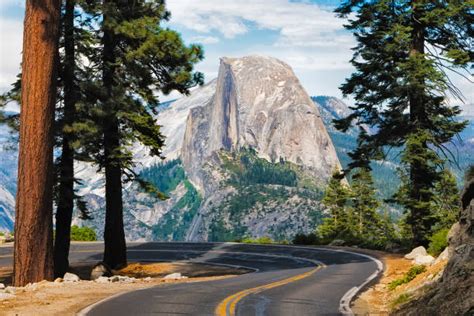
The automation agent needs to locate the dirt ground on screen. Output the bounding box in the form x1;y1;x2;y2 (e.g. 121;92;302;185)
0;262;247;316
351;251;447;315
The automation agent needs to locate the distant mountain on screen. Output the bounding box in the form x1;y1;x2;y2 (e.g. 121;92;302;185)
0;124;17;232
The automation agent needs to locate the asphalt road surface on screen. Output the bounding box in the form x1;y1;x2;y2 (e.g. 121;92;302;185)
0;242;382;315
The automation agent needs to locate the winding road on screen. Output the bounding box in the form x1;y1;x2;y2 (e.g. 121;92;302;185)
0;242;382;315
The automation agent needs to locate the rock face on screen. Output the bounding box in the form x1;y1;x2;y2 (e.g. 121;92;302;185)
182;56;340;194
180;56;341;240
394;177;474;315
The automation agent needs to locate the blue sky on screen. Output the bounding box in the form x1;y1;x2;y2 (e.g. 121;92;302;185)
0;0;472;109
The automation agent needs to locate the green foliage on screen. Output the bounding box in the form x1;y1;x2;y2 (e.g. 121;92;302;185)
431;169;460;231
318;169;396;249
428;228;449;257
242;236;274;244
292;232;319;245
140;159;186;195
70;225;97;241
152;180;202;241
388;265;426;290
221;149;299;187
391;293;413;308
335;0;471;247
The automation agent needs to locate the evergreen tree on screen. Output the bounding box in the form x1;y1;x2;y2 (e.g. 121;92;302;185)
335;0;472;247
14;0;61;286
87;0;203;268
319;171;353;242
431;168;460;231
351;169;381;240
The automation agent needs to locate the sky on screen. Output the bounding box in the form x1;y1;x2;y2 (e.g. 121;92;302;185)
0;0;472;110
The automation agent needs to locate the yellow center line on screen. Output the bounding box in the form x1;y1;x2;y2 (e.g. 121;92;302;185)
215;265;323;316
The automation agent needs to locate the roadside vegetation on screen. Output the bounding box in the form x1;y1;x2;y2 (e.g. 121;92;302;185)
70;225;97;242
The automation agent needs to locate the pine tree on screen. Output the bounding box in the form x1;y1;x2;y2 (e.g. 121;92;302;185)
431;168;460;231
14;0;61;286
335;0;472;247
319;171;353;242
351;168;382;241
88;0;204;268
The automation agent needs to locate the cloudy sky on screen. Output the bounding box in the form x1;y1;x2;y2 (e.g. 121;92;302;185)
0;0;472;109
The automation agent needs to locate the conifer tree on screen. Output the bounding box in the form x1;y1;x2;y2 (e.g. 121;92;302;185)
14;0;61;286
431;168;460;231
90;0;203;268
335;0;472;246
319;171;353;242
350;168;389;248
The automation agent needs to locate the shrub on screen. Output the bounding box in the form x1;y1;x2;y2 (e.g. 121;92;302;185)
388;265;426;290
292;233;319;245
427;228;449;256
242;236;273;244
70;225;97;241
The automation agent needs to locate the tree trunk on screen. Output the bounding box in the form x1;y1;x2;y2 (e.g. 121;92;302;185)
408;1;430;247
102;0;127;269
54;0;76;278
14;0;61;286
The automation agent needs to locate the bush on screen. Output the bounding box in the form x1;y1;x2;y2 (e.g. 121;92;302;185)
388;265;426;290
428;228;449;256
292;233;319;245
71;225;97;241
242;236;274;244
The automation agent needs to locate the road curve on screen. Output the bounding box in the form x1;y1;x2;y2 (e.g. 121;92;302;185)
0;242;382;315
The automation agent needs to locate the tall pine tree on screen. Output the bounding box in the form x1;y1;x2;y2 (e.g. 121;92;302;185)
335;0;472;247
14;0;61;286
88;0;204;268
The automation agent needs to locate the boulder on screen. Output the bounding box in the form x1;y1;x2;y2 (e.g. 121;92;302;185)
0;292;15;301
404;246;427;259
63;272;80;282
163;273;188;280
95;276;110;283
413;255;435;266
434;247;449;265
0;283;5;290
90;262;113;280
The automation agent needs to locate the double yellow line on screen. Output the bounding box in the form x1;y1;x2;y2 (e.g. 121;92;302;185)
215;266;323;316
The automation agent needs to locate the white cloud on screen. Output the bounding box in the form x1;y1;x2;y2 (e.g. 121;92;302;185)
0;18;23;92
167;0;350;48
190;35;220;44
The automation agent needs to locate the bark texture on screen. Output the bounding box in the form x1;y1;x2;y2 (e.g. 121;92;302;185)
101;0;127;269
14;0;61;286
53;0;76;278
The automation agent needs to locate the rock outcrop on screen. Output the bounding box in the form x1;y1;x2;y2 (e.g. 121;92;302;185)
182;56;341;193
394;176;474;315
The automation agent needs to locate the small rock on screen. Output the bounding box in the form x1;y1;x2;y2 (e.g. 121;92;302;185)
25;283;37;291
109;276;120;283
54;278;63;283
414;255;435;266
328;239;346;246
95;276;110;283
63;272;80;282
0;292;15;300
163;273;188;280
90;262;113;280
0;283;5;290
144;277;152;282
405;246;428;259
5;286;16;294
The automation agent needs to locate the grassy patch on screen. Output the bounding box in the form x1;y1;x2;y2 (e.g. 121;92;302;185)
241;236;274;244
388;265;426;290
391;293;413;308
